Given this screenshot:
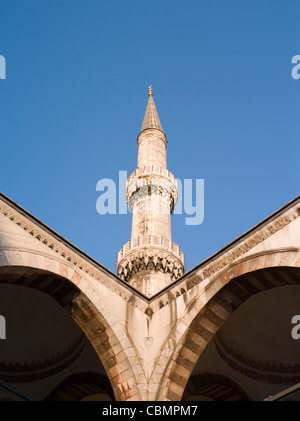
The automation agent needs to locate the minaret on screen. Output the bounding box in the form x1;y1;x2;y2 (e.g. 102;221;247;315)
117;87;185;297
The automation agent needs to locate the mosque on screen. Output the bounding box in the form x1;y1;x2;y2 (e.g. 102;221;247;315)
0;88;299;401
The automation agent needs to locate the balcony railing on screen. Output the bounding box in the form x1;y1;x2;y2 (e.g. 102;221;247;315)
117;235;184;264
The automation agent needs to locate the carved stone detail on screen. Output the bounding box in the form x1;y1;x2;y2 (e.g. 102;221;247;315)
117;249;185;283
117;164;183;291
126;168;178;213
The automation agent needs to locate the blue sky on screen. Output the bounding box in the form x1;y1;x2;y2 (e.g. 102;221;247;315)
0;0;299;274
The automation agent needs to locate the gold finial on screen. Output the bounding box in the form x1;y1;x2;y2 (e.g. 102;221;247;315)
148;86;153;97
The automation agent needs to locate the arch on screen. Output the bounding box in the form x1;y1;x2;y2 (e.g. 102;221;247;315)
45;372;115;401
0;247;142;401
182;373;251;401
155;249;300;400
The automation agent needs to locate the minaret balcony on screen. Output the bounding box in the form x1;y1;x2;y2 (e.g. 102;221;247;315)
126;166;179;213
116;235;185;285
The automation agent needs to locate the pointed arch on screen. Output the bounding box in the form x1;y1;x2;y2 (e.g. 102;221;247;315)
0;248;142;401
154;249;300;400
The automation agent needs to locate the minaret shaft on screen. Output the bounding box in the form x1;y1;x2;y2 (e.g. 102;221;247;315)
137;131;167;169
131;194;172;240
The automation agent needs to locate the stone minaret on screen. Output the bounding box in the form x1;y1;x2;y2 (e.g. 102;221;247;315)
117;87;185;297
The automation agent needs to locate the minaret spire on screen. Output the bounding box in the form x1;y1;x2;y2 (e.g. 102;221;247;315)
140;86;164;134
116;87;185;297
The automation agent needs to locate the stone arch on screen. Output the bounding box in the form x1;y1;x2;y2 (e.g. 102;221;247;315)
155;248;300;400
0;248;142;401
44;372;115;401
182;372;252;401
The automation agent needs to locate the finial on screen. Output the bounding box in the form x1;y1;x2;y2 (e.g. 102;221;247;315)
148;86;153;97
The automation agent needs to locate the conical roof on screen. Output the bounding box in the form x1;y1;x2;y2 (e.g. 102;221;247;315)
140;86;164;133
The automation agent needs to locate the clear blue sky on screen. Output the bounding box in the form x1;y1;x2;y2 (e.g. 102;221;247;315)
0;0;299;274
